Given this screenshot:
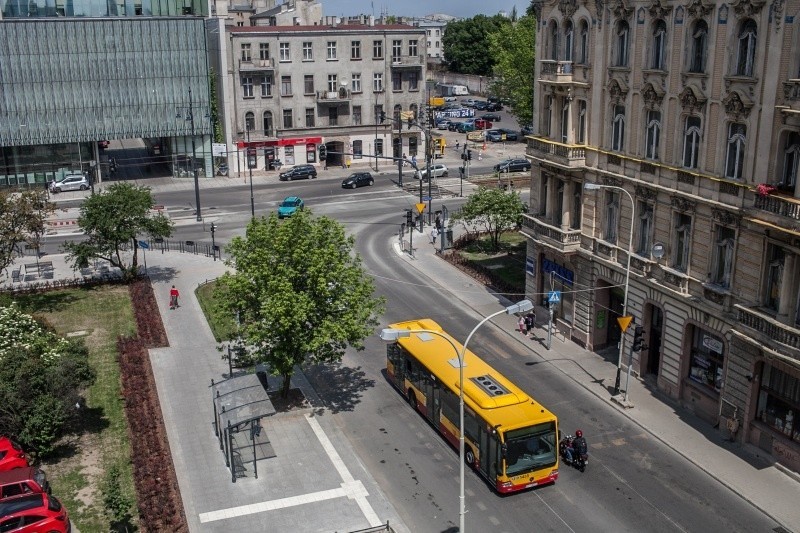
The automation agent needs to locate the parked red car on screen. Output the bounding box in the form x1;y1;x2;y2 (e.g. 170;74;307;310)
0;493;70;533
0;438;28;472
0;467;50;500
474;119;493;130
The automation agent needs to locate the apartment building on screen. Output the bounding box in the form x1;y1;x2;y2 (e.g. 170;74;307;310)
226;22;427;171
525;0;800;471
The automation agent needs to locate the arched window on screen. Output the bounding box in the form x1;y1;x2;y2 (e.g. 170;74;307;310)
612;105;625;151
245;112;255;132
725;122;747;180
689;20;708;73
682;116;702;169
645;110;661;159
263;111;273;136
578;20;589;64
782;131;800;189
651;20;667;70
736;19;757;77
615;21;630;67
549;20;560;61
543;95;553;136
561;99;570;143
564;20;574;62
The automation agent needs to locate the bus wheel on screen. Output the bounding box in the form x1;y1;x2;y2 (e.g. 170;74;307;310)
407;390;416;410
465;447;475;467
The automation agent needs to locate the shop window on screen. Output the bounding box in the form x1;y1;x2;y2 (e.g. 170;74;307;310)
284;146;295;166
375;138;383;156
353;140;363;159
687;327;724;393
306;144;316;163
757;364;800;442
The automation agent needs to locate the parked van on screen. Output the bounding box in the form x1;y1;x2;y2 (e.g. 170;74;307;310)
452;85;469;95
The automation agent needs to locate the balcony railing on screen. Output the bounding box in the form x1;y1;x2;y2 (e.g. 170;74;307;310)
529;136;586;168
539;60;575;82
753;193;800;221
736;304;800;352
316;88;352;102
239;57;275;70
390;55;423;68
520;215;581;253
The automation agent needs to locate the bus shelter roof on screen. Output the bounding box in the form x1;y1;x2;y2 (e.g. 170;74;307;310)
213;373;276;430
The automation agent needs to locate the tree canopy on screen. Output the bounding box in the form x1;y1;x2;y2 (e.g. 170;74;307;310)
0;190;53;275
63;183;173;279
216;210;385;397
443;15;511;76
0;304;95;457
488;14;536;126
452;186;526;252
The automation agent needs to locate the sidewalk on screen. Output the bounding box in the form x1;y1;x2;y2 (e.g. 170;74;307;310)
392;224;800;532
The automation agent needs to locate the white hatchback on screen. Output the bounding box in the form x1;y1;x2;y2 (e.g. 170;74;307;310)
416;164;449;180
50;174;90;193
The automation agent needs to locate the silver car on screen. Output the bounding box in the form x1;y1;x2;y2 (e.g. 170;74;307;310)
416;164;449;180
50;174;90;193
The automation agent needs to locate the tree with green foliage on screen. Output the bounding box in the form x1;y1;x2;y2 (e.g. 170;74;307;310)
102;464;134;532
209;70;223;144
216;210;385;397
63;183;173;279
488;14;536;126
0;189;53;275
452;186;526;252
0;304;95;457
443;15;511;75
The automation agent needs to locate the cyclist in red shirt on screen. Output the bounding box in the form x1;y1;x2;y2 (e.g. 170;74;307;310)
169;285;180;309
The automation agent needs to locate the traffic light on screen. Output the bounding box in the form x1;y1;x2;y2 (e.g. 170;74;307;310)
632;325;644;351
109;158;117;173
467;149;472;161
405;209;413;225
318;144;327;161
407;117;413;128
380;111;386;123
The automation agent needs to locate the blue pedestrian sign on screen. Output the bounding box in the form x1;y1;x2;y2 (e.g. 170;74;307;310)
547;291;561;304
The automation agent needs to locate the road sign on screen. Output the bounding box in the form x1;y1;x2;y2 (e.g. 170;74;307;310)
547;291;561;304
415;203;426;213
422;196;432;201
138;241;149;249
617;315;633;332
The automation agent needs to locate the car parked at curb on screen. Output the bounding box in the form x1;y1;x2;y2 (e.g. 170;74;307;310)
0;493;70;533
486;129;519;142
481;113;501;122
341;172;374;189
49;174;90;193
448;121;463;132
0;439;27;473
279;164;317;181
521;125;534;136
436;120;451;130
494;158;531;173
277;196;304;218
456;122;476;133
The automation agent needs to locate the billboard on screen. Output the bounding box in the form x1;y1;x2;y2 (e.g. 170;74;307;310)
434;108;475;120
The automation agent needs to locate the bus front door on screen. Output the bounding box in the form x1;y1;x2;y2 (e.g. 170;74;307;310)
479;426;498;480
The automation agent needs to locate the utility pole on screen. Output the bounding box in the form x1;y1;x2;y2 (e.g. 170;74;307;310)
547;271;555;350
397;117;403;186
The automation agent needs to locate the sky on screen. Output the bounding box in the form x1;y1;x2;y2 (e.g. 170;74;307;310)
323;0;527;19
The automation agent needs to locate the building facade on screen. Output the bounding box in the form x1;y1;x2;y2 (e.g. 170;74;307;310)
226;23;427;172
525;0;800;471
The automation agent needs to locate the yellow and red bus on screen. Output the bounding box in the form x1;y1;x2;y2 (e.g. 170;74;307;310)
385;318;559;493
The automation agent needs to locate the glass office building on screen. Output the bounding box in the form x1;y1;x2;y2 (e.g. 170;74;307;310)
0;17;211;185
1;0;208;18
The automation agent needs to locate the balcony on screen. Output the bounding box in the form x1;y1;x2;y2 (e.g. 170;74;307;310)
239;57;275;71
736;304;800;354
389;55;423;69
528;136;586;168
316;88;352;104
520;215;582;253
752;193;800;225
538;60;576;83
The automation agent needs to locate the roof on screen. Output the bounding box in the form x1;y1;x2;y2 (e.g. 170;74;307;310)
283;196;301;202
230;23;420;34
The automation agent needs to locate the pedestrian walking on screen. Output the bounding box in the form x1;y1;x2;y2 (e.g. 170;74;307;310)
434;213;442;232
455;140;460;151
403;153;408;167
518;315;526;335
430;226;438;245
524;311;535;336
169;285;180;309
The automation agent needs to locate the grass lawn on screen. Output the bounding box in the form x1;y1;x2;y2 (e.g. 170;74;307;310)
7;286;139;533
196;280;237;342
457;231;527;291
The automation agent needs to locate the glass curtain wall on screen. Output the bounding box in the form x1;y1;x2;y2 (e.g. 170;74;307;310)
2;0;207;17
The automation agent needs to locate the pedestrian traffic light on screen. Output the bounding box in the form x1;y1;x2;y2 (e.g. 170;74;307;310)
405;209;413;225
632;325;644;351
110;158;117;173
380;111;386;123
318;144;327;161
461;152;466;160
467;149;472;161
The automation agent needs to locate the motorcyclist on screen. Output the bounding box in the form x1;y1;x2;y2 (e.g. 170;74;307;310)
565;429;587;464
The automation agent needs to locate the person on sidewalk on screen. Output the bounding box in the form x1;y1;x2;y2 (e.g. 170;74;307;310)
429;226;438;245
455;140;460;152
518;315;526;335
524;312;535;337
169;285;180;309
565;429;588;464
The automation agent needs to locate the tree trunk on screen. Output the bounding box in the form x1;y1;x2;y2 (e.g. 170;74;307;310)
280;373;292;398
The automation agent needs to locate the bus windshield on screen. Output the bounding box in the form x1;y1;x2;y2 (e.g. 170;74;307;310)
503;422;557;476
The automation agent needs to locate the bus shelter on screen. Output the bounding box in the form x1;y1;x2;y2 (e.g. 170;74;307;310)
211;373;276;482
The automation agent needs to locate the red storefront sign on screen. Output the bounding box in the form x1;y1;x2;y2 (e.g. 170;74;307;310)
236;136;322;149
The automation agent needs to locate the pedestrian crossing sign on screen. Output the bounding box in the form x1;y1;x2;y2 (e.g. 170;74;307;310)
547;291;561;304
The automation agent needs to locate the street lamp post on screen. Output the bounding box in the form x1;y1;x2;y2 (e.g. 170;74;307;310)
246;125;255;219
176;88;203;222
210;222;217;261
379;299;533;533
584;182;635;402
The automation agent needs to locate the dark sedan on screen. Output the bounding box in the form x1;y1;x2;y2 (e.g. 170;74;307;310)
494;158;531;173
481;113;501;122
448;121;463;131
341;172;374;188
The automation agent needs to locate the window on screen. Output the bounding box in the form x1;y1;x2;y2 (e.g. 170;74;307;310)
710;225;735;288
305;108;315;128
615;21;629;67
725;122;747;180
259;43;270;61
353;105;362;125
549;21;559;60
766;244;786;311
645;110;661;160
410;104;418;121
279;42;290;61
241;43;251;61
327;41;337;60
651;20;667;70
757;364;800;439
304;75;314;95
571;185;582;230
781;132;800;189
303;42;313;60
262;111;273;136
687;327;724;393
672;213;692;272
392;39;402;60
689;20;707;73
543;95;553;136
374;104;383;123
261;75;273;97
373;73;383;92
353;140;363;158
564;21;573;62
392;72;402;91
351;40;362;59
683;116;702;168
282;109;293;129
373;40;383;59
539;176;548;216
327;74;338;92
637;202;654;255
409;40;418;56
604;192;619;244
554;180;565;226
375;138;383;155
578;20;589;64
736;19;757;77
578;100;587;143
281;76;292;96
612;105;625;151
393;105;401;125
245;112;255;132
560;100;569;143
409;72;418;91
352;73;362;92
242;76;253;98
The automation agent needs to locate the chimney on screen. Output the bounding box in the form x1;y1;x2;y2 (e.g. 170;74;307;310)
368;15;374;26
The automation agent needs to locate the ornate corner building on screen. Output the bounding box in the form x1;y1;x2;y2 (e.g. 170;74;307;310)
525;0;800;470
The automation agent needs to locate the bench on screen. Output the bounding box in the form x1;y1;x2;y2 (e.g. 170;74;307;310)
24;261;53;276
11;269;21;282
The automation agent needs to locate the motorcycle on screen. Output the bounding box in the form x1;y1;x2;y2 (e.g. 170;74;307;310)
559;435;587;472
